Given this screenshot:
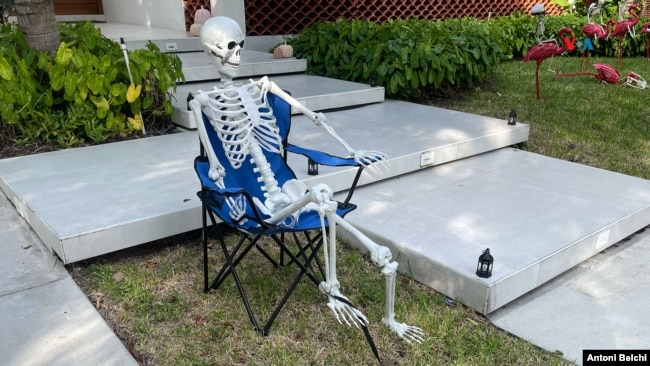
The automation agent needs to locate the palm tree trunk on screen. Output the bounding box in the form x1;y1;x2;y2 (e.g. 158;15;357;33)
15;0;60;53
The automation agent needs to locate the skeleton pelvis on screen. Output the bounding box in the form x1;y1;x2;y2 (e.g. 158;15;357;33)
253;179;310;225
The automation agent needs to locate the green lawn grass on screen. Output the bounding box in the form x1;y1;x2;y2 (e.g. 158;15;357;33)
431;57;650;179
69;56;649;366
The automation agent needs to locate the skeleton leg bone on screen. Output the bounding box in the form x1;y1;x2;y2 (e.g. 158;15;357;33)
333;215;425;343
264;185;425;341
381;262;425;344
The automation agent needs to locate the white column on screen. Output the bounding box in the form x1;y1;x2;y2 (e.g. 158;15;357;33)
211;0;245;32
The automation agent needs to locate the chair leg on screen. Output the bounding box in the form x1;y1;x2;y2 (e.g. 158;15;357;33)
202;202;209;293
261;233;324;334
202;211;327;335
262;244;321;335
208;232;258;290
216;231;262;332
283;231;326;280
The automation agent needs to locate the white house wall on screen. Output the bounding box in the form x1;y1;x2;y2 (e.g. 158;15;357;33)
210;0;245;33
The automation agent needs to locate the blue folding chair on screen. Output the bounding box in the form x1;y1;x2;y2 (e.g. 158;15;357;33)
192;91;373;338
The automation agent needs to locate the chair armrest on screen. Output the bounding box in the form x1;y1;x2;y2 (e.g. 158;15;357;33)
286;144;360;167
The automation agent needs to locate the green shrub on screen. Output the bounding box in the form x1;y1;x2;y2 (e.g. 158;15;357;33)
488;12;650;59
0;22;184;148
291;15;650;99
291;18;504;99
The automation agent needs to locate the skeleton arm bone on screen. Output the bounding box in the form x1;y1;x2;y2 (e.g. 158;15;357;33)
261;78;388;169
190;97;226;182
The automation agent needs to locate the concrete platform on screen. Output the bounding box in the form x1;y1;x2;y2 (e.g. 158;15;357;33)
0;101;527;264
172;74;384;129
94;22;286;54
337;148;650;314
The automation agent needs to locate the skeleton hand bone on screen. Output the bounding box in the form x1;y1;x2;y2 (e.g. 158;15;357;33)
320;282;368;328
349;149;390;173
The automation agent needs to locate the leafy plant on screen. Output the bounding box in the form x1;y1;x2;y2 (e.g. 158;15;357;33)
292;18;503;99
0;22;184;148
292;15;649;99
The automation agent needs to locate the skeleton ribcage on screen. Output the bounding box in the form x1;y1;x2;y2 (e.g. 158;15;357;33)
202;81;283;170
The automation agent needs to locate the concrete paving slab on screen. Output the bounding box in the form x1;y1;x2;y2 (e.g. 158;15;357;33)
0;133;201;264
0;191;67;297
0;190;137;366
0;101;527;264
95;22;203;52
0;275;138;366
489;230;650;365
337;148;650;314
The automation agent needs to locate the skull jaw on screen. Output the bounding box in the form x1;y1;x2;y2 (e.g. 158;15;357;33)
215;57;239;80
210;49;241;81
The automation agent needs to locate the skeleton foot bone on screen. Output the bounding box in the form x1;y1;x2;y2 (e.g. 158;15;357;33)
382;319;426;344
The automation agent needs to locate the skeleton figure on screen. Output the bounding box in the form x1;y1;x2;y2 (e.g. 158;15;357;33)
190;16;424;343
532;4;551;45
587;0;605;25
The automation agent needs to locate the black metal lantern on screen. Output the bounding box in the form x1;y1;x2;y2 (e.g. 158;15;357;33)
476;248;493;278
507;109;517;125
307;158;319;176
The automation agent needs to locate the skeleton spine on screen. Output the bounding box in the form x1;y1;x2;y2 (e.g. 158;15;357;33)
248;141;280;197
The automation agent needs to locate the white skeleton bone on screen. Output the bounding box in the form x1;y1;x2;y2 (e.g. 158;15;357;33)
587;0;605;25
191;16;423;344
621;72;647;89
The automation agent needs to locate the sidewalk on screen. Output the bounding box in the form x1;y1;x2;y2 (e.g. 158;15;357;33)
490;227;650;365
0;189;137;366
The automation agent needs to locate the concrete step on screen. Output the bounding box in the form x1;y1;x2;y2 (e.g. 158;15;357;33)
178;50;307;83
172;74;384;129
96;23;203;53
0;100;527;264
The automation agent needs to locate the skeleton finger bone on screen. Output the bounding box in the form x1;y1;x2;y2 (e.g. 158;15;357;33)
320;283;368;328
351;150;390;174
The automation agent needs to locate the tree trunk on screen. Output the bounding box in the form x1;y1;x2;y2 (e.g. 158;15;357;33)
15;0;60;53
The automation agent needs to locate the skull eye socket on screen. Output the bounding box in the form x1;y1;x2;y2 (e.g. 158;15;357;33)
227;41;244;50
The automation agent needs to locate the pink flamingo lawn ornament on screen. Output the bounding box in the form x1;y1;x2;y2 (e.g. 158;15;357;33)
555;63;620;84
609;4;640;67
524;27;576;100
580;0;611;70
581;20;614;70
641;22;650;62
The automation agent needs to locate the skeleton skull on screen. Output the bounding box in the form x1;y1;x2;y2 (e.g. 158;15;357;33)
200;16;245;80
